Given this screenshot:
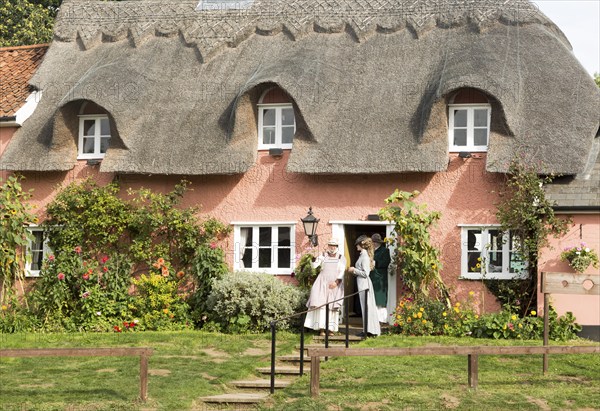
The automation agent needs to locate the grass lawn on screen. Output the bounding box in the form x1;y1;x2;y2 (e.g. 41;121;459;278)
0;331;598;410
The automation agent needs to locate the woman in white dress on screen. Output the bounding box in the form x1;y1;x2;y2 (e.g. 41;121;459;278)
348;235;381;337
304;238;346;335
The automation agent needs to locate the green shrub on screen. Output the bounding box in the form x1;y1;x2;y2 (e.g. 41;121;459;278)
130;259;192;331
206;271;307;333
294;253;320;291
0;297;40;333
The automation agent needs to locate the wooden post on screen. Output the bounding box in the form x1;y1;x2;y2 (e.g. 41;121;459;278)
310;353;320;397
543;292;549;374
140;352;149;401
468;354;478;389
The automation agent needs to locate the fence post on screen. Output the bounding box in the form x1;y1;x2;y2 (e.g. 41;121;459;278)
543;292;549;374
310;352;320;397
140;351;149;401
270;321;276;394
300;313;305;376
468;354;478;389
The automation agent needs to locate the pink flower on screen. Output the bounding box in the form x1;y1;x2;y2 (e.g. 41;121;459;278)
100;255;109;264
57;273;65;281
74;246;82;254
82;273;90;280
48;255;55;262
81;291;90;299
209;242;217;249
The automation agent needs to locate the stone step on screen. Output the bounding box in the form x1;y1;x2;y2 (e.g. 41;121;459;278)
278;354;311;363
256;366;303;375
200;393;269;404
231;379;292;389
312;334;363;342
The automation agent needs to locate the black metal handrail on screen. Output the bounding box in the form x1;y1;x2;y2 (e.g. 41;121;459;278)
269;288;370;394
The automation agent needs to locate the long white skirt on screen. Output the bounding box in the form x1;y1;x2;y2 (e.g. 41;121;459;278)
304;307;340;332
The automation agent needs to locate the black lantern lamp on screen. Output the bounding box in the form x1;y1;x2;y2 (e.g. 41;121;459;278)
301;207;320;247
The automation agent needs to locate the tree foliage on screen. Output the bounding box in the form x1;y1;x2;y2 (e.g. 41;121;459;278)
0;0;55;46
594;73;600;88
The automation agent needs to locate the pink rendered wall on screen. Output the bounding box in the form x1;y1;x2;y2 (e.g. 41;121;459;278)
538;214;600;326
16;151;506;313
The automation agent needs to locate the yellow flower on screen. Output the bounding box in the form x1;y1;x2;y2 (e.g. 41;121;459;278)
518;324;523;328
407;317;412;323
444;324;448;329
422;320;427;324
163;308;169;314
475;315;479;319
417;312;422;318
442;312;447;317
511;315;517;320
476;263;481;268
455;302;460;307
503;325;507;330
1;305;7;311
469;291;474;296
531;310;537;316
454;307;459;313
419;307;424;312
477;257;481;262
413;313;417;318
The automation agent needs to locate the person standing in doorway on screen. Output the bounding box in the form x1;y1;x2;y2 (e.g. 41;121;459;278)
371;233;391;324
348;235;381;337
304;238;346;336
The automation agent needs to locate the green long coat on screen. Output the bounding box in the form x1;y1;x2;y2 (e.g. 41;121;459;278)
371;245;391;307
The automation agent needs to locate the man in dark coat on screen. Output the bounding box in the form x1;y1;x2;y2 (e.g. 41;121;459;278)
371;233;391;323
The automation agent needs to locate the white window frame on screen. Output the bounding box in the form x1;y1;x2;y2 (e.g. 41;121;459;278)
25;226;51;277
78;115;111;159
459;225;528;280
232;222;296;275
257;104;296;150
448;104;491;152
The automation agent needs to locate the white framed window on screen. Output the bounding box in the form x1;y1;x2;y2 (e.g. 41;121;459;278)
459;225;527;280
233;223;296;275
78;115;111;159
26;227;51;277
448;104;490;152
257;88;296;150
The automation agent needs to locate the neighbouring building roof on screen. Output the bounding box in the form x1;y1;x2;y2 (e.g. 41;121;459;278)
0;0;598;175
0;44;48;118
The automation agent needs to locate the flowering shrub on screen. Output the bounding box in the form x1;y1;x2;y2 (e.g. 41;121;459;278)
561;243;599;273
391;293;581;341
206;271;307;333
30;248;133;331
294;253;321;290
130;258;192;331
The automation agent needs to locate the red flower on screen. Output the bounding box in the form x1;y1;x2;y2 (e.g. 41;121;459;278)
101;255;109;264
129;322;135;328
48;255;55;262
161;266;169;277
209;242;217;249
113;325;122;333
57;273;65;280
123;321;129;327
82;273;90;280
74;246;82;254
102;266;108;272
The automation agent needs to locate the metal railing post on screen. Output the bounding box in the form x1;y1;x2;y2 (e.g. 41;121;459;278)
299;313;305;376
325;303;330;349
270;321;276;394
345;294;349;348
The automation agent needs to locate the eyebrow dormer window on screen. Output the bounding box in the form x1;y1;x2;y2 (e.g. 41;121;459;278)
258;88;296;150
78;102;111;160
448;89;490;153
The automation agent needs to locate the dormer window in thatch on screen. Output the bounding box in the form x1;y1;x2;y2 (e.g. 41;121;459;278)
448;89;491;153
257;87;296;150
77;101;111;160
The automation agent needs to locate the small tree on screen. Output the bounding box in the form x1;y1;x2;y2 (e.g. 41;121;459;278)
379;190;450;305
495;160;569;315
0;175;36;305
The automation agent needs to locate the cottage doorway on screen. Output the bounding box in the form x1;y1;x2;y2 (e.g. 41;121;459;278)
329;221;395;320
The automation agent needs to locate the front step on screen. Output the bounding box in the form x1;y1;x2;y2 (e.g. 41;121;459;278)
200;392;269;404
312;334;363;342
231;379;292;389
256;366;303;375
279;355;311;363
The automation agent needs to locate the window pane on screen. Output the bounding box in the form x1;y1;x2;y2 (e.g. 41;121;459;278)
241;228;253;268
262;127;276;145
83;120;95;136
83;137;95;153
474;128;488;146
259;227;271;246
474;109;488;127
278;248;291;268
487;230;504;272
453;129;467;146
100;137;110;153
278;227;290;246
100;118;110;135
242;248;253;268
467;230;482;251
281;127;294;144
263;109;276;126
281;108;295;126
259;248;272;268
467;252;481;272
31;251;44;270
453;109;467;127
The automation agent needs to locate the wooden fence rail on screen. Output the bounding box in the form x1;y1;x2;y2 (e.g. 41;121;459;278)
307;345;600;397
0;347;153;401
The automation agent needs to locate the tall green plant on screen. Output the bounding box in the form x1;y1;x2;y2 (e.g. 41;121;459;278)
0;175;36;305
379;190;449;303
495;160;569;315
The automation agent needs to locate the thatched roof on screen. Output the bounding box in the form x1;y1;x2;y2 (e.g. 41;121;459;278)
1;0;598;175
